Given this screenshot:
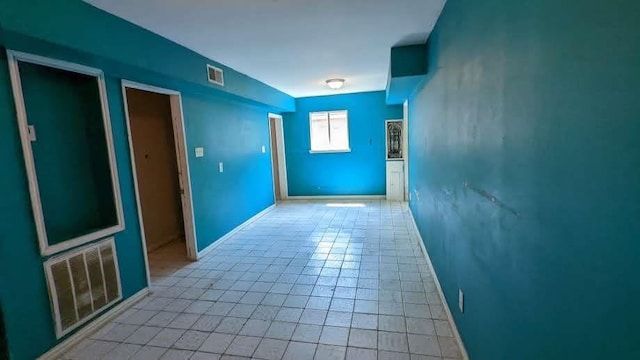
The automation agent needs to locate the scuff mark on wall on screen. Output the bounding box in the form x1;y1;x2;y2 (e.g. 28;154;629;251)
464;181;519;218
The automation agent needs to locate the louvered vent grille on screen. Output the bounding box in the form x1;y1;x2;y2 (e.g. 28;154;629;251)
207;64;224;86
45;238;121;338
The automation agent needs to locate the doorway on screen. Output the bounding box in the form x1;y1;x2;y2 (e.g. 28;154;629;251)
403;100;409;201
122;81;198;284
268;113;288;201
386;119;406;201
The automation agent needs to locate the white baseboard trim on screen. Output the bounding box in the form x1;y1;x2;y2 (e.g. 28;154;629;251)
197;204;276;259
38;288;150;360
407;205;470;360
287;195;386;200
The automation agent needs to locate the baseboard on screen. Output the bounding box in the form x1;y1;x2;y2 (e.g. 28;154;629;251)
146;235;180;253
287;195;387;200
38;288;150;360
406;205;470;360
197;204;276;259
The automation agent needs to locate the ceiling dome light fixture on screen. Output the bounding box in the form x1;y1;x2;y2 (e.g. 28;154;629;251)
326;78;345;90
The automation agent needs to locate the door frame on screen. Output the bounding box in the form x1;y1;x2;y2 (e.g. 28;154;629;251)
403;100;410;201
268;113;288;201
121;80;198;285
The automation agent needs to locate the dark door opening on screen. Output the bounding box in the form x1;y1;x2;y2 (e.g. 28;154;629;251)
125;88;186;262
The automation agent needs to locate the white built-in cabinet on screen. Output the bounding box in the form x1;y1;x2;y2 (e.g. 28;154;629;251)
386;160;405;201
385;119;405;201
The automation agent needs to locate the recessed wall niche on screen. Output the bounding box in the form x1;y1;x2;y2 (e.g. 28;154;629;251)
7;51;124;256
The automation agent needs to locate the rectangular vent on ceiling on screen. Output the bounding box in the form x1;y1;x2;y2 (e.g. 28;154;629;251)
44;237;121;338
207;64;225;86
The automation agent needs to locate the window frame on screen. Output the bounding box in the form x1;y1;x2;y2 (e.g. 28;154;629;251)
308;110;351;154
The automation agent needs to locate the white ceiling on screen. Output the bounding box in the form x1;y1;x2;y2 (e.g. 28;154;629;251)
84;0;445;98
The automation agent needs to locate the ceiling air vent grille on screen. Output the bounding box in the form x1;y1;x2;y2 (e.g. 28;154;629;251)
207;64;225;86
44;237;121;338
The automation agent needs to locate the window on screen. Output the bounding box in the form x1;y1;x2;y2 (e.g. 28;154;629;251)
309;110;350;153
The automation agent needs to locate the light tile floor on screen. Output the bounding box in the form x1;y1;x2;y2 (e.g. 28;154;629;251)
63;200;463;360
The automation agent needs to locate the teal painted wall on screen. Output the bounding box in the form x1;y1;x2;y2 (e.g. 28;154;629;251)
183;96;276;252
386;45;428;104
408;0;640;359
0;1;284;359
0;53;148;360
283;91;402;196
389;44;428;78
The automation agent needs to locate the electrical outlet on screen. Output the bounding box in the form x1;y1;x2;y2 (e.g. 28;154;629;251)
195;147;204;158
459;289;464;313
218;162;224;173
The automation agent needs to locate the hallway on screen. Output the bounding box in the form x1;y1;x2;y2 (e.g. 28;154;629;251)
62;201;463;360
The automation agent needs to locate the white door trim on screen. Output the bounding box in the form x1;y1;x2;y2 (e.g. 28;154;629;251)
6;50;125;256
168;95;198;260
403;100;410;201
268;113;288;200
121;80;199;285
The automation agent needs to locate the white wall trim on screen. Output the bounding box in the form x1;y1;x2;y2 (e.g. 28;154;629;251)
120;84;151;287
407;205;469;360
121;80;181;95
6;49;125;257
268;113;289;200
198;204;276;259
308;149;352;154
37;288;150;360
168;94;199;261
287;195;386;200
7;50;104;76
403;100;410;201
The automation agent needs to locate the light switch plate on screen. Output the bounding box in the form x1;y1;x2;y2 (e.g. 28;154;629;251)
218;162;224;173
195;147;204;158
459;289;464;313
261;145;266;153
28;125;36;141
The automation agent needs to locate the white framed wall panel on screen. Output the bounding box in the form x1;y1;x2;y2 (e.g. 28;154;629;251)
6;50;125;256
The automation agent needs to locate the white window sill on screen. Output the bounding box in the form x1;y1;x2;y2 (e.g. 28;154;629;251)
309;149;351;154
